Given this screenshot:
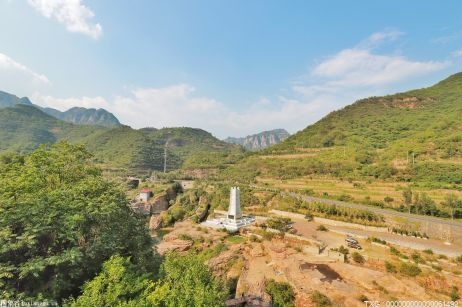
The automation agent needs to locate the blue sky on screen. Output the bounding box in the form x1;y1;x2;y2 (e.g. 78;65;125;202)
1;0;462;138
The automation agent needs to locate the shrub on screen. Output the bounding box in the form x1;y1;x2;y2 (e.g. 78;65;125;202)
399;262;421;276
311;290;332;307
369;237;387;245
422;249;433;255
316;224;328;231
352;252;365;264
358;294;368;302
265;279;295;307
450;286;460;301
384;261;396;273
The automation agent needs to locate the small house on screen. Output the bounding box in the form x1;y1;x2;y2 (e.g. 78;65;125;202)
139;188;152;202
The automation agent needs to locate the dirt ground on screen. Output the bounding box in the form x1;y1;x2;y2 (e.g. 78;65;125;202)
156;219;462;307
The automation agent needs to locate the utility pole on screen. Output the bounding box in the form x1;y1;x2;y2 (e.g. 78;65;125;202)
163;146;167;173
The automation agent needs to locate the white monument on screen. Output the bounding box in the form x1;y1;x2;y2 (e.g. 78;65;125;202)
201;186;255;232
227;187;242;220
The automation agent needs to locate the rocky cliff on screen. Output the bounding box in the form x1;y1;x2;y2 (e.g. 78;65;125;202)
224;129;290;151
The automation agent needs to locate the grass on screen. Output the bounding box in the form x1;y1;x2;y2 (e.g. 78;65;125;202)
225;235;246;244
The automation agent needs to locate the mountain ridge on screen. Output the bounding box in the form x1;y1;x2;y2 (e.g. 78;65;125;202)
224;128;290;151
0;90;121;127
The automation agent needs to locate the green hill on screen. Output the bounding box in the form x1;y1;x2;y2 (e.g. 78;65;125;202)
224;73;462;188
0;105;242;175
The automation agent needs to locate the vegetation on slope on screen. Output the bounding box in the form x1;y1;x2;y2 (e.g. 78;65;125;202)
0;142;157;302
0;105;243;175
225;73;462;189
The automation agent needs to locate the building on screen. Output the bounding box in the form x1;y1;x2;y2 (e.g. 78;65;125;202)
139;188;152;202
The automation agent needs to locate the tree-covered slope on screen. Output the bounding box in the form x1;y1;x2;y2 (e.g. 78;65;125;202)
0;104;242;174
225;73;462;188
276;73;462;154
0;89;121;127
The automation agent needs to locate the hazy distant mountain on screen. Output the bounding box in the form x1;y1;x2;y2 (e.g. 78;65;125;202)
0;90;120;127
224;129;290;151
42;106;121;127
0;91;33;108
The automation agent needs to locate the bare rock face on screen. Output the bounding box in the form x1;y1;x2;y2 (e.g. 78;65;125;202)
149;215;163;230
224;129;290;151
156;239;193;255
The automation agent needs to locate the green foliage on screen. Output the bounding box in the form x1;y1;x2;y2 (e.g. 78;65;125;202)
352;252;365;264
265;279;295;307
399;261;421;276
384;261;396;273
152;252;227;307
369;237;387;245
316;224;328;231
0;142;157;301
450;286;460;301
225;235;246;244
310;290;332;307
358;294;369;302
300;202;385;226
0;105;243;175
266;217;293;232
228;73;462;189
69;255;154;307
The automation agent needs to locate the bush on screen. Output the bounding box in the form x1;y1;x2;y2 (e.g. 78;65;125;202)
450;286;460;301
369;237;387;245
385;261;396;273
358;294;368;302
352;252;365;264
317;224;328;231
399;262;421;276
265;279;295;307
311;290;332;307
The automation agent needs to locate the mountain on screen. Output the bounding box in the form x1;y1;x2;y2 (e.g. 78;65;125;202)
0;90;120;127
0;91;33;108
42;106;121;127
224;73;462;188
0;104;104;152
0;103;241;175
224;129;290;151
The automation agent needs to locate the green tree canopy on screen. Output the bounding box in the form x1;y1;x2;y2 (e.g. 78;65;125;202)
0;142;156;301
150;252;227;307
69;255;155;307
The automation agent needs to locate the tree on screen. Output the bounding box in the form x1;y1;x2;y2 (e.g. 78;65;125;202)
150;252;227;307
265;279;295;307
402;187;412;214
442;193;459;219
0;142;157;301
69;255;155;307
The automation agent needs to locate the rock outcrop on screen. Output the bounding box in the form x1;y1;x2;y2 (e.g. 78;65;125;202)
224;129;290;151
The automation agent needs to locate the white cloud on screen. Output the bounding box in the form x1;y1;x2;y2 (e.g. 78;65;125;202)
451;49;462;57
27;30;452;139
31;85;326;138
296;30;449;100
27;0;102;39
0;52;51;95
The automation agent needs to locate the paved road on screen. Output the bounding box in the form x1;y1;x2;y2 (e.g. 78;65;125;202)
288;192;462;231
248;184;462;231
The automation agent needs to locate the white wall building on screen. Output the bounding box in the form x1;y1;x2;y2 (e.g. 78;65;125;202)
139;188;152;202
